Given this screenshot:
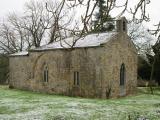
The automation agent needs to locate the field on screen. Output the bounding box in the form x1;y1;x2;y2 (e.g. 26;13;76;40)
0;86;160;120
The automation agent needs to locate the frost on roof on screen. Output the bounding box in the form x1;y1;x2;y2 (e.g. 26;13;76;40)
33;32;117;51
10;51;29;56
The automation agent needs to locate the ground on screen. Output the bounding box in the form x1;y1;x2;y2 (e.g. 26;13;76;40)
0;86;160;120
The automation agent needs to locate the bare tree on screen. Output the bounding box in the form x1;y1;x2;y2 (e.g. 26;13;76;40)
0;22;23;53
0;0;74;53
0;0;152;53
148;22;160;93
0;13;34;54
128;21;153;55
45;0;76;43
64;0;150;34
8;14;33;50
21;0;53;47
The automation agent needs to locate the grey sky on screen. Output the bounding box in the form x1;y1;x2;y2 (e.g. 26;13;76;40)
0;0;27;17
146;0;160;28
0;0;159;29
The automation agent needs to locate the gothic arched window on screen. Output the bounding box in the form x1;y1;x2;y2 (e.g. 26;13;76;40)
120;63;126;86
43;65;49;82
123;21;126;31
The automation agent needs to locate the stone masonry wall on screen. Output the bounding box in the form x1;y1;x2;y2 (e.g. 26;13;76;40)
30;47;106;98
102;33;137;98
9;33;137;98
10;47;106;98
9;56;31;90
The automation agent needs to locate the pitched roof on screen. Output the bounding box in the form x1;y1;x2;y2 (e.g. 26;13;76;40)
10;32;117;56
33;32;117;51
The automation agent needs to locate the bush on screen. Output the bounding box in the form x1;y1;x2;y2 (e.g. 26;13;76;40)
9;85;14;89
138;56;151;80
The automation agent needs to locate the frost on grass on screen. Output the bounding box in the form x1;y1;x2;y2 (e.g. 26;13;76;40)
0;86;160;120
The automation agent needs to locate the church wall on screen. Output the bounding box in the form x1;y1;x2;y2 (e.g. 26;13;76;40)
9;47;106;98
9;34;137;98
102;33;137;98
9;56;31;90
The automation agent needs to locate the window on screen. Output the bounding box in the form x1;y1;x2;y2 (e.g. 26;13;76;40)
43;66;49;82
74;71;79;86
120;63;125;86
123;21;126;31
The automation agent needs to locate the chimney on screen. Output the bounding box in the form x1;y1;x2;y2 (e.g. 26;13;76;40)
116;17;127;33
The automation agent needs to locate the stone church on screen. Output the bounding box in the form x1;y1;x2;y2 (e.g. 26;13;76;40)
9;17;137;98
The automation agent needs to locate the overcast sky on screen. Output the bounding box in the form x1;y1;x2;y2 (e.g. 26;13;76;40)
146;0;160;28
0;0;159;29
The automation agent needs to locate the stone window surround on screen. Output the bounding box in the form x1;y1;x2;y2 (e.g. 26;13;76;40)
120;63;126;86
43;65;49;82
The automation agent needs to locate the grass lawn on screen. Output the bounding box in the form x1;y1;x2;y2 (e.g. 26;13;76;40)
0;86;160;120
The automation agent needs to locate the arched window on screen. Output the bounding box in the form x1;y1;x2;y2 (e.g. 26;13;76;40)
43;65;48;82
123;21;126;31
120;63;125;86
